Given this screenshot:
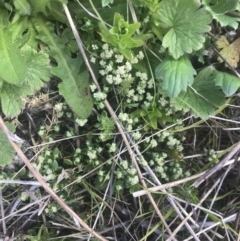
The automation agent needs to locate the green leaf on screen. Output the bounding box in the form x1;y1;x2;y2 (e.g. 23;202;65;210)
99;13;150;59
21;45;51;91
102;0;114;7
0;122;16;167
155;56;196;98
172;67;225;119
210;0;238;14
13;0;31;16
157;0;212;59
0;82;32;116
203;0;240;29
29;0;51;15
34;20;93;119
212;70;240;96
58;70;93;119
0;28;27;84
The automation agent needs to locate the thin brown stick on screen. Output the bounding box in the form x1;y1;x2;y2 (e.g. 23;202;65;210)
0;117;108;241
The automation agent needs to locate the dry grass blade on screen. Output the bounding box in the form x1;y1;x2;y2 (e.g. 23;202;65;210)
192;141;240;187
0;116;108;241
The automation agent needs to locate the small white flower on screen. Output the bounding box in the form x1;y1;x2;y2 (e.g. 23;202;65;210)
76;118;88;127
99;69;106;75
115;54;124;63
102;43;109;50
113;74;122;85
109;143;117;153
105;64;113;73
92;44;98;50
137;51;144;60
150;139;158;148
125;61;132;71
87;150;97;159
140;73;148;81
105;49;113;58
133;131;141;140
93;92;107;101
90;84;97;92
90;56;96;63
119;112;129;122
130;57;138;64
116;66;125;75
106;74;114;84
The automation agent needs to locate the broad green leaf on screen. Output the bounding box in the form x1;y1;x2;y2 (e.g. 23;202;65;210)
172;67;225;120
21;45;51;91
34;20;93;119
155;56;196;98
58;69;93;120
13;0;31;16
0;122;16;167
212;70;240;96
0;82;32;116
0;29;27;84
157;0;212;59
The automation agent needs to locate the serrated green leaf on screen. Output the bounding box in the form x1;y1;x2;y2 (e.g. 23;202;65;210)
13;0;31;16
21;45;51;91
203;0;240;29
0;29;27;84
0;122;16;167
34;20;93;119
211;14;240;29
172;67;225;119
0;82;32;116
155;56;196;98
212;70;240;96
158;0;212;59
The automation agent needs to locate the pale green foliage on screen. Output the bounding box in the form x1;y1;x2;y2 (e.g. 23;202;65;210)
155;56;196;98
0;122;16;166
172;67;225;119
34;20;93;119
157;0;212;59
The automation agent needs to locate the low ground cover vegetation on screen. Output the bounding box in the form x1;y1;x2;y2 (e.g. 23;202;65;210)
1;0;240;240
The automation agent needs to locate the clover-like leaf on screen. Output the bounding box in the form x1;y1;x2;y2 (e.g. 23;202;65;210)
0;122;16;167
212;70;240;96
155;56;196;98
172;67;225;120
21;45;51;91
157;0;212;59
